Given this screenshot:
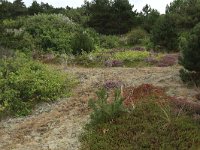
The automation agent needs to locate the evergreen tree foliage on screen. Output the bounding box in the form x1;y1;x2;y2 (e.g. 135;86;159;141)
140;4;160;33
166;0;200;30
86;0;136;35
12;0;27;17
180;23;200;72
0;0;13;19
28;1;43;15
151;15;178;51
71;30;95;55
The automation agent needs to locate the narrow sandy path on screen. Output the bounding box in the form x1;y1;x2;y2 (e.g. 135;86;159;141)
0;66;198;150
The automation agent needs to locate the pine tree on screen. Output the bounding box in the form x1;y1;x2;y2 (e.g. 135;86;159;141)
12;0;27;17
86;0;136;34
28;1;43;15
180;23;200;72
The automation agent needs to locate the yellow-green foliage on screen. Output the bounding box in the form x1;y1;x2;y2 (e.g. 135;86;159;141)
0;52;75;117
113;51;150;62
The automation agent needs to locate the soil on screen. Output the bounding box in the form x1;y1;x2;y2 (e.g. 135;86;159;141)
0;66;199;150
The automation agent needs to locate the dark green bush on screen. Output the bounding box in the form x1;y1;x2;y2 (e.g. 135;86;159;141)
179;69;200;87
179;23;200;72
71;31;95;55
151;15;178;51
0;52;73;117
179;23;200;86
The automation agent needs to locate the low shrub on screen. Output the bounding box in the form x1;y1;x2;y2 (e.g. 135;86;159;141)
179;69;200;87
99;35;120;49
0;52;74;117
0;47;14;58
103;80;123;90
132;46;146;51
71;30;95;55
81;84;200;150
127;28;147;46
122;84;167;107
74;51;104;67
81;100;200;150
113;51;149;62
88;88;127;126
104;60;123;67
157;54;178;67
144;57;158;65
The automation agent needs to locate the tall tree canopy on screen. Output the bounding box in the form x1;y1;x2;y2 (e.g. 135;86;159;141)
166;0;200;30
85;0;136;35
139;4;160;33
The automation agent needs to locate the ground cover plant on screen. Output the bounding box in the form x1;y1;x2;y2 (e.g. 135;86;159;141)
0;52;75;117
81;84;200;150
70;49;179;68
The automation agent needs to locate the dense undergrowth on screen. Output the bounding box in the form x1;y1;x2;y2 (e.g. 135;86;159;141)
80;85;200;150
0;52;76;118
70;49;178;68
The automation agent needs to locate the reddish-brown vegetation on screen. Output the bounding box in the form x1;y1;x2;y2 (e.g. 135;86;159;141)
122;84;200;114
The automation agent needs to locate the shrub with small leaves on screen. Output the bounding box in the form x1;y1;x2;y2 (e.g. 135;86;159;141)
0;52;74;117
99;35;120;49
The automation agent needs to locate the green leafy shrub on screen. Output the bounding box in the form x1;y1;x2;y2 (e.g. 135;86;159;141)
0;47;14;59
0;19;35;52
71;30;95;55
99;35;120;49
88;88;126;126
73;51;106;67
24;14;76;53
0;52;74;117
0;14;98;54
127;28;147;46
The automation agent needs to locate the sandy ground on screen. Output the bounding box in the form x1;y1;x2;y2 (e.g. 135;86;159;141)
0;66;199;150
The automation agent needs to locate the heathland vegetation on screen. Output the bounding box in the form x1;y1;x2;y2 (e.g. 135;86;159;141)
0;0;200;149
